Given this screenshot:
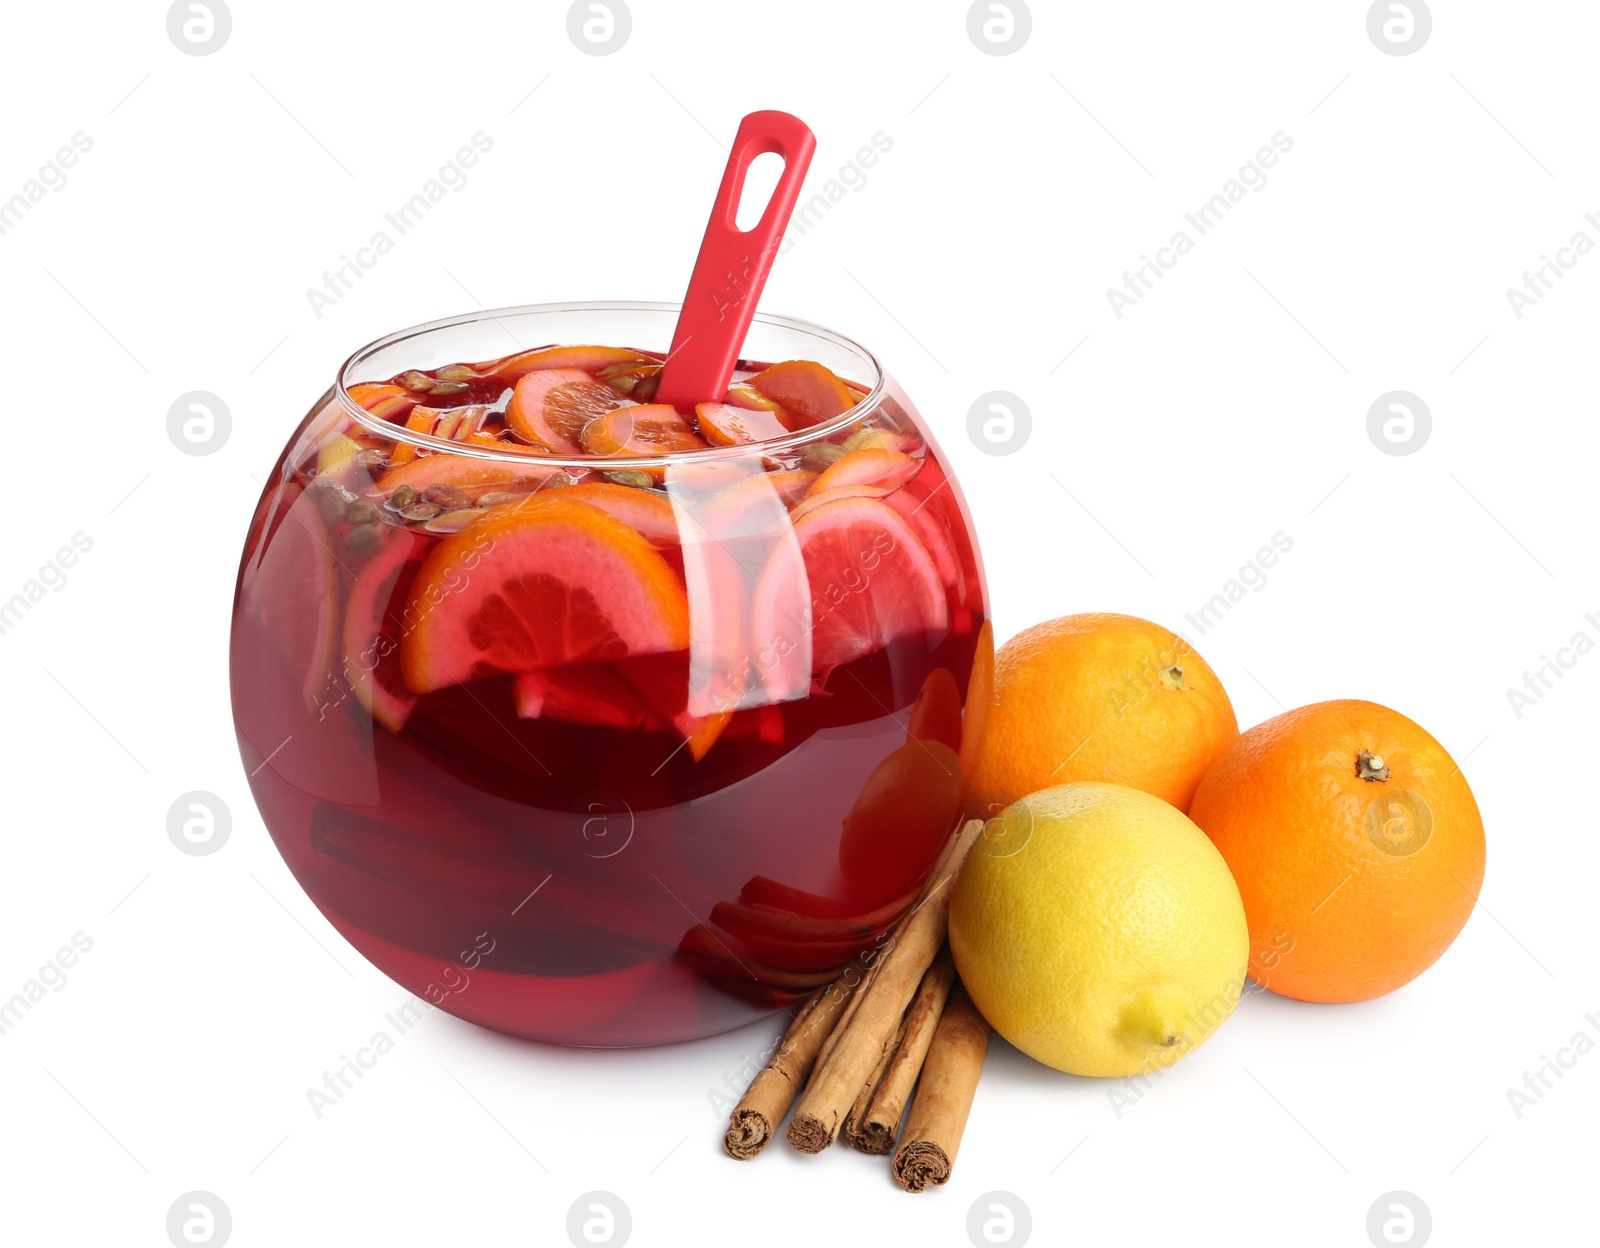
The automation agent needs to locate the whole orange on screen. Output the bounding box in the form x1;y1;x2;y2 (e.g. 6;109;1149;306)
962;613;1238;817
1188;699;1485;1003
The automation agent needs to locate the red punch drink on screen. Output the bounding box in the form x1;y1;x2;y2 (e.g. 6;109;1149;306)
231;304;987;1045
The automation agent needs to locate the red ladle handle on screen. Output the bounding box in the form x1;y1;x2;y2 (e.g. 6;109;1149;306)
654;111;817;411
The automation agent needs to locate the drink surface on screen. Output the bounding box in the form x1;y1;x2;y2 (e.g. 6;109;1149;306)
231;342;988;1045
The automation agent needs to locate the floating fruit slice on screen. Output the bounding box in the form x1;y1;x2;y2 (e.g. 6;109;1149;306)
883;483;960;589
483;344;657;382
843;427;918;455
725;382;786;412
513;664;663;730
540;482;680;546
959;620;995;809
254;492;339;714
695;402;791;447
747;360;859;428
316;432;365;482
371;452;569;499
788;483;890;524
581;405;709;456
343;531;430;732
705;468;819;521
506;369;627;453
388;404;491;469
906;667;963;753
615;650;735;761
596;360;663;401
751;496;948;693
807;447;919;496
348;383;416;421
838;741;963;906
400;497;689;693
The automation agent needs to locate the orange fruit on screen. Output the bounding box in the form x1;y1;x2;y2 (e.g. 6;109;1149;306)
1188;699;1485;1003
963;613;1237;818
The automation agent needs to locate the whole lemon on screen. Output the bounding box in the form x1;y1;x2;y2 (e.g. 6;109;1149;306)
963;613;1238;818
949;782;1249;1077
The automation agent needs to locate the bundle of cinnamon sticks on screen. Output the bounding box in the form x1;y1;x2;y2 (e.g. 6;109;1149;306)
721;819;991;1192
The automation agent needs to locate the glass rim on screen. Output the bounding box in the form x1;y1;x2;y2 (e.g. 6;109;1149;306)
334;300;887;470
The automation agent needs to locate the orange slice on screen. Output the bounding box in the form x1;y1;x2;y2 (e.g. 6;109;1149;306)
387;404;490;469
695;402;791;446
481;344;657;382
400;497;689;693
751;496;948;694
747;360;858;429
371;452;567;499
348;383;417;422
506;368;628;453
708;468;818;515
581;404;709;456
807;447;919;496
545;482;679;546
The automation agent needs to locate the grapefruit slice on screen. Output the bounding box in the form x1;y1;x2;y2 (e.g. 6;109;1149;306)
747;360;858;428
883;483;960;590
343;530;430;732
400;497;689;693
695;402;790;447
581;405;708;456
513;664;664;730
807;447;919;496
506;369;627;453
752;496;948;693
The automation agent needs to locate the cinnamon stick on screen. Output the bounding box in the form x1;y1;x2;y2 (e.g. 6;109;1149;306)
787;819;984;1154
841;1018;904;1151
857;948;957;1155
892;982;990;1192
723;975;859;1159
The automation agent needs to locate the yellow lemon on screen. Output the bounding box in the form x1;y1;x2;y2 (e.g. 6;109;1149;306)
949;782;1249;1077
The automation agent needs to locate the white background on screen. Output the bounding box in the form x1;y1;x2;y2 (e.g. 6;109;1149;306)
1;1;1593;1244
